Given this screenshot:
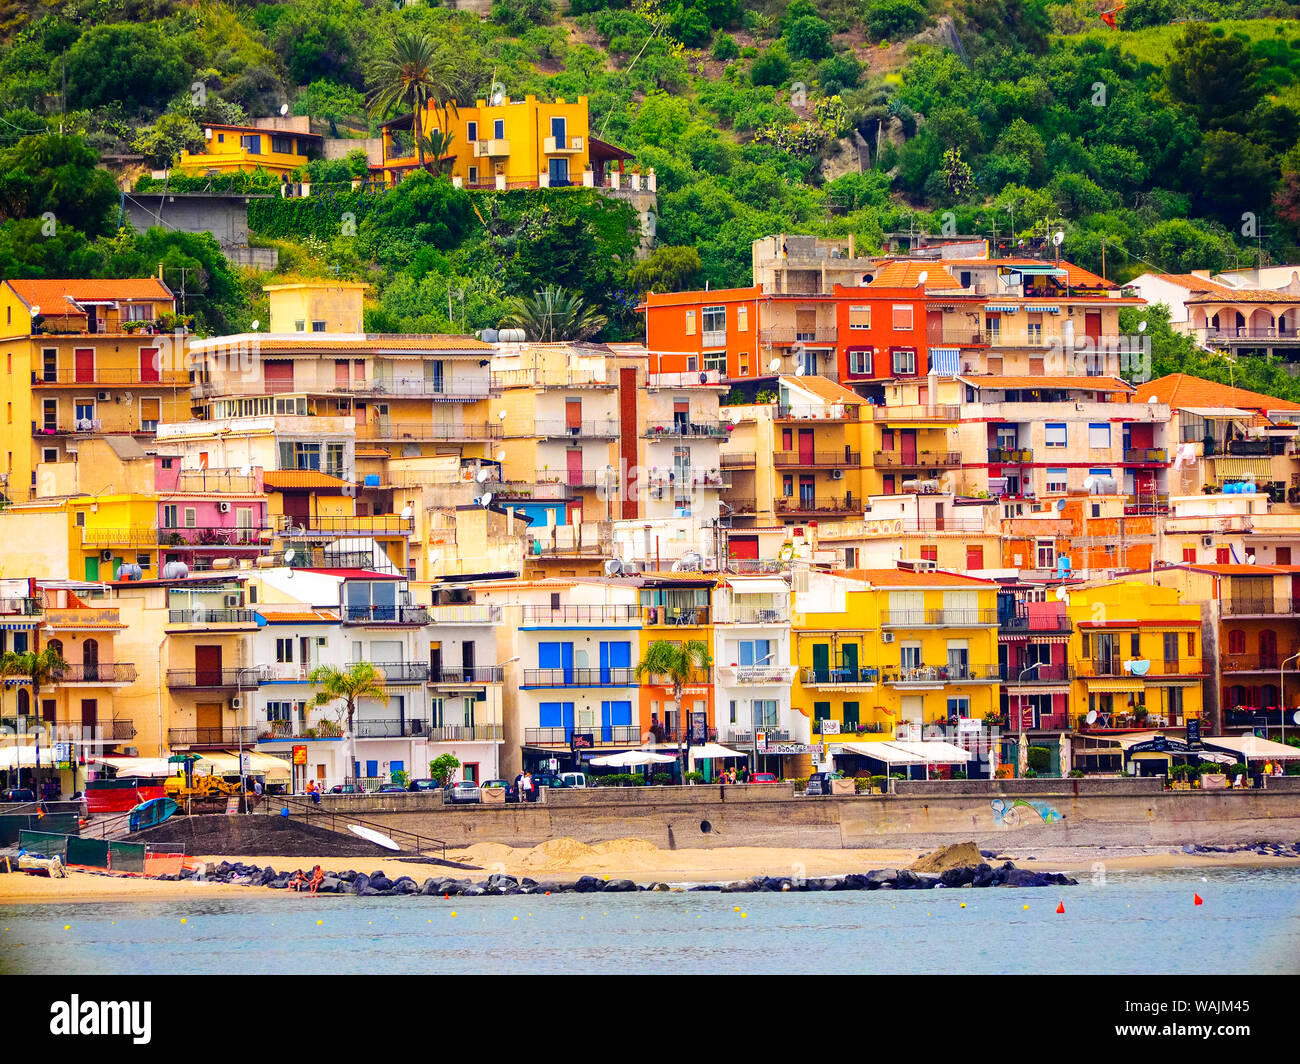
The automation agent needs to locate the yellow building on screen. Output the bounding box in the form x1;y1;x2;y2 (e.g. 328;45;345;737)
1065;581;1205;735
376;94;634;189
793;568;1003;747
864;377;962;497
177;122;323;177
0;278;187;502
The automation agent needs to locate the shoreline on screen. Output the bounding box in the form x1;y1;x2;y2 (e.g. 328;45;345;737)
1;842;1297;903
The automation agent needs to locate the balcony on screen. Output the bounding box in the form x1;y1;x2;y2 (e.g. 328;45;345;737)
522;667;637;687
987;447;1034;464
724;728;791;744
871;405;960;422
643;421;732;440
530;419;621;439
775;404;860;422
355;718;432;738
473;139;510;157
872;450;961;469
774;450;861;468
31;368;183;387
640;605;710;627
760;327;838;345
716;605;790;624
722;498;757;515
999;612;1073;635
166;668;259;689
275;514;413;537
425;724;504;742
1222;707;1291;729
519;604;641;626
1225;439;1273;456
999;662;1074;683
1221;655;1285;673
715;665;798;685
366;661;432;684
494;368;616;389
429;666;505;684
531;469;618;490
1123;448;1169;465
940;331;991;346
157;526;271;548
1076;658;1204;678
55;663;138;685
774;496;861;516
647;371;726;388
882;609;1000;627
343;378;492;400
104;719;136;741
801;667;879;687
1222;597;1295;617
166;609;257;627
357;421;502;442
341;605;430;625
0;596;42;617
427;604;502;626
721;452;756;468
524;726;642;747
168;726;259;747
1123;493;1169;516
544;135;583;153
882;664;1001;683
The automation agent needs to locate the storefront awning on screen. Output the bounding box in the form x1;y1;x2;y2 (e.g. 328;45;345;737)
889;740;975;763
90;756;177;777
984;304;1020;313
1202;734;1300;761
193;750;292;781
829;739;973;763
1082;678;1145;693
829;741;922;763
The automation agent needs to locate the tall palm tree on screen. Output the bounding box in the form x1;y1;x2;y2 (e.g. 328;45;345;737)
635;639;712;763
502;287;608;342
367;30;462;173
309;662;387;785
1;646;66;797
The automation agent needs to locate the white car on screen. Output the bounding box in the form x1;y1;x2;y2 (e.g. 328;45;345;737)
560;772;588;789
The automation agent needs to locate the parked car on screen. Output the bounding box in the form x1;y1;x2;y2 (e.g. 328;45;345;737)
804;772;832;797
328;784;363;794
749;772;779;784
480;779;518;802
560;772;588;789
407;778;440;792
443;781;481;804
376;784;407;793
0;788;36;803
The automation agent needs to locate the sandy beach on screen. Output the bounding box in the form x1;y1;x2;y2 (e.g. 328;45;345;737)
0;838;1297;903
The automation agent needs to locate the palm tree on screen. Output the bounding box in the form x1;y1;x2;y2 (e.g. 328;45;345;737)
1;646;66;797
419;128;456;177
502;287;608;342
309;662;387;785
367;30;462;173
635;639;712;761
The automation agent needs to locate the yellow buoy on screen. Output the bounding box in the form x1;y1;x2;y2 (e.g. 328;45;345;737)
317;919;323;925
960;903;966;908
180;918;187;924
451;911;457;917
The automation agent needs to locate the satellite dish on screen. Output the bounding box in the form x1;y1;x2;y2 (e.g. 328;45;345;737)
1054;586;1069;602
1055;499;1066;511
1293;710;1300;726
400;505;414;520
1245;554;1256;565
29;306;40;317
604;558;624;576
480;492;493;506
495;451;506;463
1147;396;1158;405
1053;231;1065;247
280;103;289;116
768;357;781;373
497;410;507;420
1086;709;1098;725
1137;321;1147;333
916;271;928;286
794;364;805;377
283;549;294;564
250;320;260;331
476;468;490;483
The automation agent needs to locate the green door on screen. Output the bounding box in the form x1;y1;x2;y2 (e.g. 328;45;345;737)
84;555;99;581
843;701;860;728
841;643;859;682
812;643;830;683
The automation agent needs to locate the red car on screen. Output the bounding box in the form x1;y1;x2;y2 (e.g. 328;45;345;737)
749;773;778;784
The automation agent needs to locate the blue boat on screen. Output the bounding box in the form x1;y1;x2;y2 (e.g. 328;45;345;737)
128;797;179;832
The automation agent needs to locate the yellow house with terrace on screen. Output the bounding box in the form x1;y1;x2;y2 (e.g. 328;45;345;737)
793;568;1003;745
177;122;323;177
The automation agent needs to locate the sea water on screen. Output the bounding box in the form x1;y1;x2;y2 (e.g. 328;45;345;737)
1;866;1297;975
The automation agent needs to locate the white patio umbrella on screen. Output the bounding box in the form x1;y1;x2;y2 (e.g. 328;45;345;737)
588;750;677;767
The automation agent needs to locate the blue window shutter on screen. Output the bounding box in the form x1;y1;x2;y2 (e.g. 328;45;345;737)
539;702;563;727
539;642;562;669
739;641;755;666
610;700;633;725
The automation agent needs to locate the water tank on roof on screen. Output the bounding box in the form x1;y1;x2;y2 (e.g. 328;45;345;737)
1084;475;1118;495
162;561;190;580
498;328;526;343
116;563;144;581
479;328;499;343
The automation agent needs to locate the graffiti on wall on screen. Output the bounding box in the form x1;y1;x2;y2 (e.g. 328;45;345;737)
991;798;1065;828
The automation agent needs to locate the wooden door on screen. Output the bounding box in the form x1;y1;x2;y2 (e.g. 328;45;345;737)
194;645;223;687
74;348;94;382
1085;312;1102;344
80;699;98;729
566;448;584;486
798;429;814;464
196;703;222;740
139;348;160;383
901;429;917;464
565;398;582;434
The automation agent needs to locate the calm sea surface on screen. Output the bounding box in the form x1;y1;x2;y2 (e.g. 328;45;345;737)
2;867;1298;974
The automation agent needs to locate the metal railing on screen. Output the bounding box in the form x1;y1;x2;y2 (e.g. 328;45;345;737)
873;450;961;468
775;496;860;515
157;526;270;547
1122;448;1169;464
429;666;505;684
531;419;621;438
493;368;616;389
341;378;492;399
722;498;758;514
427;605;502;625
168;726;259;746
524;726;642;746
1077;658;1203;677
0;597;42;616
1000;662;1074;683
882;664;1001;683
721;452;756;468
55;663;138;684
519;605;640;625
1222;597;1295;617
774;450;861;467
354;718;432;738
341;605;431;624
871;405;960;421
166;609;256;625
31;368;184;386
999;613;1072;634
275;514;413;536
166;668;259;688
640;605;711;626
987;447;1034;463
276;796;446;861
882;609;1000;627
716;606;790;624
775;404;860;421
642;421;732;439
425;724;503;742
357;421;503;441
366;661;431;683
1221;655;1286;672
801;667;880;686
522;667;637;686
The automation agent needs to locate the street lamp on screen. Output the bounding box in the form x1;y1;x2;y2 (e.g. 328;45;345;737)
1280;651;1300;745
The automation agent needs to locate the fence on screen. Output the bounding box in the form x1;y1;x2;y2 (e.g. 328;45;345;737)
19;830;150;873
274;796;446;860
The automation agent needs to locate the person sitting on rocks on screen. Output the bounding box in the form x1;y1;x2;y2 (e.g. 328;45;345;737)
308;865;325;894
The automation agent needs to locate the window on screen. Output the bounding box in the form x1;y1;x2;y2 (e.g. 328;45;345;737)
736;306;748;332
240;134;262;155
311;321;326;332
947;697;971;717
1035;540;1055;568
1046;468;1068;493
294;320;305;332
326;443;345;477
1088;423;1111;449
493;119;505;140
701;305;726;347
849;305;871;330
1027;314;1043;345
847;349;872;375
276;638;294;663
684;309;696;336
271;135;293;154
1045;423;1067;448
75;399;95;422
42;349;57;382
467;121;478;142
892;349;916;375
140;397;161;432
738;353;749;376
703;352;726;374
162;505;177;528
551;116;566;141
891;304;913;330
1187;632;1196;656
1130;632;1141;657
921;545;938;562
265;701;293;722
136;553;150;569
1163;632;1178;662
183;507;197;527
468;165;478;184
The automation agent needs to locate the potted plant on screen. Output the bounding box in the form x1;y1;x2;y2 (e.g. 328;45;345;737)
1199;761;1228;789
1133;704;1149;726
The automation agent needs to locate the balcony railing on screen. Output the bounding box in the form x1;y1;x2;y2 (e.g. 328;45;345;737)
341;605;430;625
774;450;861;467
429;666;505;684
354;718;432;738
366;661;431;683
157;526;270;547
987;447;1034;464
166;668;259;688
1222;597;1295;617
1221;655;1285;673
801;667;879;686
169;726;259;746
760;327;838;345
882;609;1000;627
531;469;617;489
722;498;758;514
1122;448;1169;464
871;405;960;421
717;665;797;685
493;368;616;389
641;605;710;626
0;597;42;616
427;604;502;626
716;605;790;624
104;719;136;740
999;662;1074;683
999;613;1073;634
531;419;621;438
524;726;643;746
774;496;861;515
54;663;138;684
425;724;504;742
275;514;413;536
166;609;257;626
522;667;637;686
775;404;860;421
872;450;961;469
721;452;756;468
357;421;502;441
341;378;492;400
31;368;184;386
1076;658;1204;677
882;664;1001;683
519;605;641;625
1201;327;1300;341
643;421;732;439
724;728;791;744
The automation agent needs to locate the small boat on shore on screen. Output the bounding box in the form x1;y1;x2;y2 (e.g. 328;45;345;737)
18;854;67;877
129;797;179;832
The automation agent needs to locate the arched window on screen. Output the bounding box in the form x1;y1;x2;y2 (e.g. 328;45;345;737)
46;638;63;659
1260;684;1280;708
82;638;99;681
1259;630;1277;668
15;689;29;717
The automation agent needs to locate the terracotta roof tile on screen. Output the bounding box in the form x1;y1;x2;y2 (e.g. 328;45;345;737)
1186;288;1300;304
262;470;352;490
6;278;174;306
1139;374;1300;412
867;262;964;290
958;374;1134;393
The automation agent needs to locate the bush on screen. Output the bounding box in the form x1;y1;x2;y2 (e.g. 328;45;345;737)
785;15;833;61
652;772;674;785
1026;746;1051;774
594;772;647;786
866;0;926;41
712;32;740;60
684;770;705;783
751;46;791;87
1069;769;1085;778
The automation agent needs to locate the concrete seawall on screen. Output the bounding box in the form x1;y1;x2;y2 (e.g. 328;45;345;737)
283;782;1300;853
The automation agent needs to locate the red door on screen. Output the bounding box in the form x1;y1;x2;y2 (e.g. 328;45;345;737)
139;348;160;383
194;645;222;686
1085;312;1102;345
263;360;294;392
926;310;943;346
966;544;983;570
74;348;95;382
798;429;814;464
728;535;759;560
901;430;917;464
566;398;582;435
566;448;583;487
335;360;351;389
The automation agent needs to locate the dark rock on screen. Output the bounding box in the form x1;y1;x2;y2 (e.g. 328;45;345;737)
461;886;486;896
532;881;566;894
487;873;519;889
604;879;637;892
317;878;341;894
914;875;940;889
893;869;921;890
865;868;898;887
369;875;393;892
688;884;721;891
940;866;975;888
979;849;997;858
520;877;537;888
574;876;603;893
651;883;671;892
841;874;870;890
420;878;439;895
357;886;381;896
999;867;1050;887
267;878;288;890
393;879;419;894
720;881;753;893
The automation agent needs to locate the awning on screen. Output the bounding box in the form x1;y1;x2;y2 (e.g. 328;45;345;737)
984;304;1020;313
589;749;676;767
725;576;789;595
1027;305;1060;313
1202;734;1300;761
1179;407;1253;419
0;745;51;769
829;741;922;763
929;349;961;375
192;750;292;781
90;756;177;777
889;739;975;763
829;740;974;763
1195;751;1236;765
687;743;748;760
1008;265;1067;277
1211;456;1272;481
1082;678;1145;693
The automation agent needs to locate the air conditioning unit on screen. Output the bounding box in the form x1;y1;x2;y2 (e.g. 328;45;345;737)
217;501;231;513
97;391;111;402
223;593;241;608
1201;536;1214;548
230;696;242;710
882;632;896;643
100;549;114;562
829;469;844;480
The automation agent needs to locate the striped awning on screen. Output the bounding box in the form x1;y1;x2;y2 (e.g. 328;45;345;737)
1083;678;1144;692
0;621;40;631
984;304;1020;313
929;349;960;375
1212;456;1272;481
1029;305;1061;313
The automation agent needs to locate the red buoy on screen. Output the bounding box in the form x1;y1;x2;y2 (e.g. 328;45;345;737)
1055;901;1065;914
1194;893;1203;906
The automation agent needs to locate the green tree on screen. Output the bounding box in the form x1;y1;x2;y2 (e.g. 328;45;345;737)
0;134;119;238
357;172;472;266
493;0;555;34
1197;131;1275;224
294;80;367;137
273;7;361;87
627;245;703;293
712;33;740;60
502;287;608;341
941;147;975;201
785;15;832;61
428;753;460;786
634;639;712;769
64;24;189;111
309;662;388;785
751;45;790;87
1165;23;1263;134
1;646;67;799
866;0;926;41
131;112;204;169
367;30;461;174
